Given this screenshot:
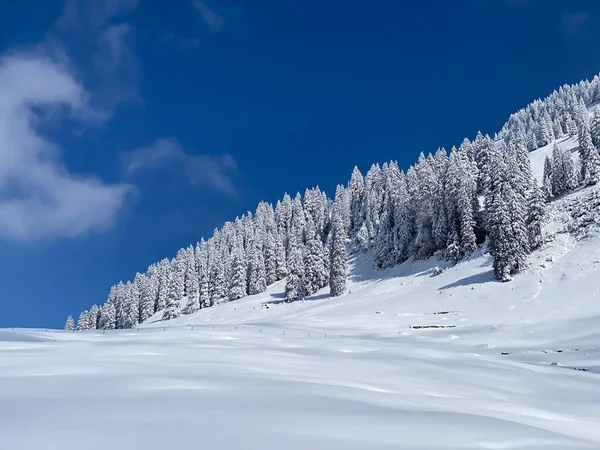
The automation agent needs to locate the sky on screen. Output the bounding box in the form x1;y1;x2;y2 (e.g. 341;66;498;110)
1;0;600;328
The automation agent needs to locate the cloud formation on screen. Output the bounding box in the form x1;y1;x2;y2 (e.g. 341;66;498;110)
0;53;132;240
57;0;138;31
124;138;237;195
55;0;141;117
193;1;224;31
560;12;589;36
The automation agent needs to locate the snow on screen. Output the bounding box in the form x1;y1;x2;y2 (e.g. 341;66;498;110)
3;142;600;449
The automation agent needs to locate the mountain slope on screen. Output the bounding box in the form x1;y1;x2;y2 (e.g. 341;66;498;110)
2;140;600;449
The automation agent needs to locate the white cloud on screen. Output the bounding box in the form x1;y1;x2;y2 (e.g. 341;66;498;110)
0;53;132;240
54;0;140;117
560;12;589;36
193;1;224;31
125;138;237;195
57;0;138;31
93;23;141;111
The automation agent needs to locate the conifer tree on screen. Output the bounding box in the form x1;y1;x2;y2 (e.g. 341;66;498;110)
485;146;529;281
579;120;600;186
349;166;365;233
304;216;328;294
329;199;347;297
183;261;200;314
591;109;600;147
285;234;306;302
98;301;116;330
162;274;181;320
77;311;90;331
527;183;546;251
248;235;267;295
121;282;139;329
228;239;247;301
65;315;75;331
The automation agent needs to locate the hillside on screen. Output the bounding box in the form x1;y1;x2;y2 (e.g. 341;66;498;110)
3;137;600;448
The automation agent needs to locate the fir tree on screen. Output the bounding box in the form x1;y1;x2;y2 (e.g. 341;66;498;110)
247;235;267;295
526;183;546;251
64;315;75;331
162;274;181;320
590;108;600;147
98;301;116;330
349;166;365;233
228;239;247;301
183;261;200;314
77;311;90;331
329;200;347;297
285;234;306;302
304;216;328;294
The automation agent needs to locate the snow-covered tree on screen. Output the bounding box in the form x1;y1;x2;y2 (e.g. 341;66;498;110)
329;194;347;297
590;108;600;147
64;315;75;331
303;215;328;295
98;301;116;330
183;259;200;314
348;166;365;234
579;120;600;186
527;183;546;251
228;238;247;301
485;145;529;281
285;234;306;302
77;311;90;331
247;233;267;296
162;274;181;320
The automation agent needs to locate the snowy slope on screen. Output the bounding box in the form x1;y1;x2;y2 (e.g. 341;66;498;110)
2;142;600;449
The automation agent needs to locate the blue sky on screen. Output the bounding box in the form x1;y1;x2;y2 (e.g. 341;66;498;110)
1;0;599;328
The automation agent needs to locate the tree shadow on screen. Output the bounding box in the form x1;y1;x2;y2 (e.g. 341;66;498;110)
439;269;495;290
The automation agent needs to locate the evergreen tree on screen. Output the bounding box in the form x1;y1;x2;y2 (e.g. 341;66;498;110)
65;315;75;331
304;215;328;294
77;311;90;331
155;259;170;312
527;183;546;251
162;274;181;320
348;166;365;233
136;274;155;324
183;260;200;314
120;282;139;329
247;234;267;295
329;199;347;297
98;301;116;330
485;146;529;281
590;108;600;147
228;239;247;301
579;120;600;186
285;234;306;302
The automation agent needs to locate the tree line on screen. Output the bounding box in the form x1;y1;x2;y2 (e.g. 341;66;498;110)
66;73;600;331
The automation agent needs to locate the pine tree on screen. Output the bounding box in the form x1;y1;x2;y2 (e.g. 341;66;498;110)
329;200;347;297
137;274;155;324
590;109;600;147
485;146;529;281
304;216;328;295
77;311;90;331
285;234;306;302
155;259;170;312
64;315;75;331
579;120;600;186
183;260;200;314
120;282;139;329
527;183;546;250
247;235;267;295
162;273;181;320
349;166;365;234
228;239;247;301
98;301;116;330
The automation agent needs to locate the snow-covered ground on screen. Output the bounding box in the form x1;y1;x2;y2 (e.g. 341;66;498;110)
2;144;600;449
